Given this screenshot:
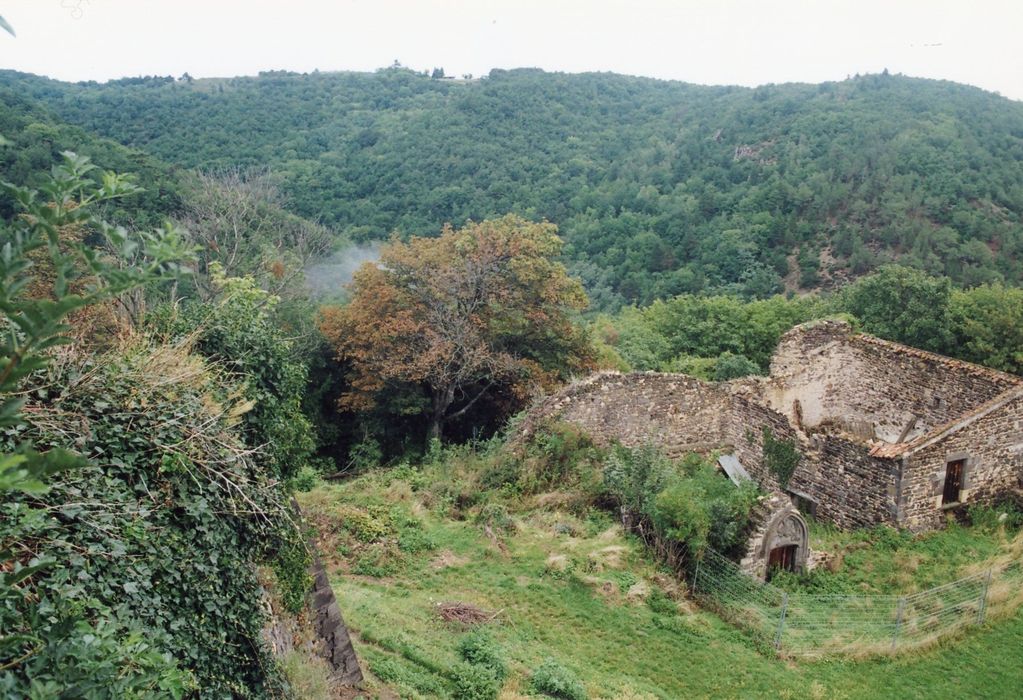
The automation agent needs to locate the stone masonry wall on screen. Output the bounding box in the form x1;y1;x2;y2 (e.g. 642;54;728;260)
789;434;899;529
723;390;802;492
524;372;733;457
900;390;1023;531
764;320;1020;443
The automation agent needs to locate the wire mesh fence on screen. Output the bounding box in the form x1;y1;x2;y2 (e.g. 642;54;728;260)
690;547;1023;657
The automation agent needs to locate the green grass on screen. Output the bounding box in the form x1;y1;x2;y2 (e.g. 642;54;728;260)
298;463;1023;699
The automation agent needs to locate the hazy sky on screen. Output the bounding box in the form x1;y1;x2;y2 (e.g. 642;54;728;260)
2;1;1021;99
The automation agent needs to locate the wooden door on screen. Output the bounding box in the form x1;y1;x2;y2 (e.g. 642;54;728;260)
767;545;797;579
943;459;965;505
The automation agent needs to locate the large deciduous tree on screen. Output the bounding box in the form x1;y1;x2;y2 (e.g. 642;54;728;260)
320;215;594;441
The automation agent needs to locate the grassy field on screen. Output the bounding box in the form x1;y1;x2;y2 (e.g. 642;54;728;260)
296;456;1023;700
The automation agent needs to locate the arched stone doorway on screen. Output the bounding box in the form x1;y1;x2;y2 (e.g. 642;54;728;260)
761;510;809;580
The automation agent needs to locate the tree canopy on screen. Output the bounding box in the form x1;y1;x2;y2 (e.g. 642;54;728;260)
4;68;1023;306
320;216;594;441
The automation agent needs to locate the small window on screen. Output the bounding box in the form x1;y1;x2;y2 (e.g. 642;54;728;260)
942;459;965;505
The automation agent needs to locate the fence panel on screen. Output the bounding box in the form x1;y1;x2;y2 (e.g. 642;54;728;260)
689;546;1021;658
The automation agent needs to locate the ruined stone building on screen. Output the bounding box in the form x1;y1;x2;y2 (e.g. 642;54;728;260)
525;319;1023;579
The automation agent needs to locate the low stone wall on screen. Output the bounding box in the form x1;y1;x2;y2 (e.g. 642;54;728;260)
308;547;363;685
266;501;362;686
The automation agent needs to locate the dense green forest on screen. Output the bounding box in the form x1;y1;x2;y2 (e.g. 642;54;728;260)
3;68;1023;307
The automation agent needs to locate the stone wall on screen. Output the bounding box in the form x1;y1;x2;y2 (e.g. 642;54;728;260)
308;547;363;685
764;320;1020;443
524;372;733;457
899;388;1023;531
789;434;899;529
723;389;802;492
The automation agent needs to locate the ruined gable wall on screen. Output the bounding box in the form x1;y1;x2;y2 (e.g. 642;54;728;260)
764;321;1019;443
901;392;1023;531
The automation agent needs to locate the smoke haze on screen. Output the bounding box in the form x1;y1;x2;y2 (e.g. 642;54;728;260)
304;242;382;299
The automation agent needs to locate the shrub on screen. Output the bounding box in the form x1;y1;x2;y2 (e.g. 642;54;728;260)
762;427;800;488
457;629;507;680
452;662;501;700
653;481;712;553
289;463;322;492
517;420;604;495
397;527;436;554
530;658;587;700
152;266;315;480
713;352;760;381
339;505;392;542
352;544;400;577
605;446;759;557
968;502;1023;532
646;587;678;616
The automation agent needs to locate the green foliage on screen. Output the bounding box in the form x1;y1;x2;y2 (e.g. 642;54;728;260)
492;420;606;501
761;428;800;488
530;658;587;700
272;533;313;615
9;70;1023;305
967;501;1023;532
0;153;196;696
646;588;679;616
153;264;315;480
948;284;1023;375
457;628;507;681
288;463;322;492
452;662;500;700
653;480;714;554
7;618;192;699
605;447;760;557
712;352;760;381
3;343;293;696
839;265;953;352
659;354;718;380
0;89;184;228
347;436;383;472
340;505;392;543
607;293;823;372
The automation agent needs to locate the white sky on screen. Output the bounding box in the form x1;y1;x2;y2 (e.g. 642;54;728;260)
1;0;1021;100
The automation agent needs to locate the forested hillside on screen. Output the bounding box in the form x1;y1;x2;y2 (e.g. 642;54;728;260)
3;67;1023;307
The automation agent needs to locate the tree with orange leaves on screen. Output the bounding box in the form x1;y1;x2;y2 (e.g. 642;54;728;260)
319;215;595;442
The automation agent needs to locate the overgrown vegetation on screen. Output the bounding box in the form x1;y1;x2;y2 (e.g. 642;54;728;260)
0;153;314;695
762;428;801;489
604;447;761;557
297;437;1023;698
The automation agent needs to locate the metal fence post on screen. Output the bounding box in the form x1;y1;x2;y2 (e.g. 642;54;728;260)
692;557;702;596
891;596;906;651
774;592;788;651
977;569;993;624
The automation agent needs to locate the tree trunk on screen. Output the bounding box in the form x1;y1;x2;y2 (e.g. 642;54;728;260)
427;384;456;443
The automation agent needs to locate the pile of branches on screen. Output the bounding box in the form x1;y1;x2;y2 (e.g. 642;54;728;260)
434;601;502;626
